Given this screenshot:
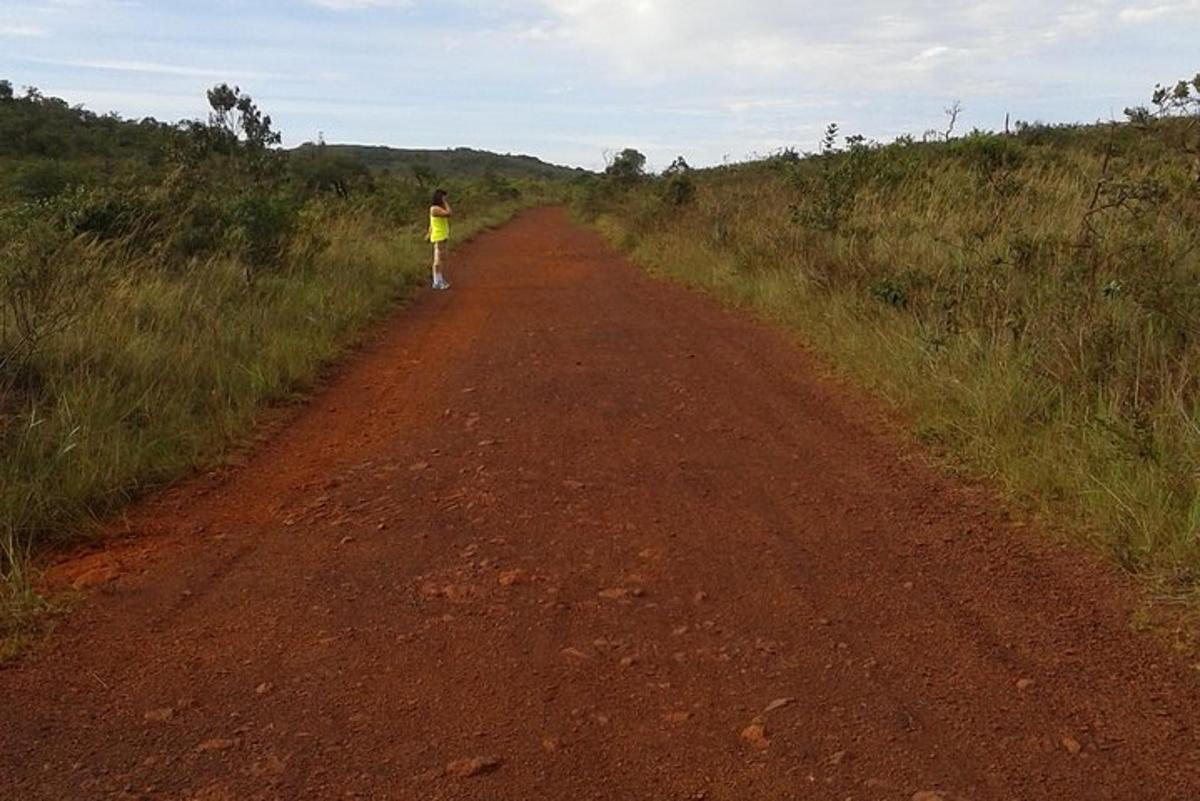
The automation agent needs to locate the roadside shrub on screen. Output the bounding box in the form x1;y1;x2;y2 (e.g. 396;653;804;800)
953;132;1025;194
228;191;299;276
65;186;155;242
8;160;81;201
791;125;879;232
290;150;374;197
661;172;696;206
869;269;930;309
0;206;98;386
575;174;619;220
166;193;229;262
483;171;521;201
605;148;647;185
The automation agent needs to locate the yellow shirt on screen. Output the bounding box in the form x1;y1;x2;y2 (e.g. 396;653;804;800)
429;209;450;243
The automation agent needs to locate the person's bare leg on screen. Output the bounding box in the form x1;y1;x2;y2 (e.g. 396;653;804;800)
432;242;444;288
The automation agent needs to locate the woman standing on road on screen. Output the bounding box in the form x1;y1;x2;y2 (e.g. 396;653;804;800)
428;188;452;290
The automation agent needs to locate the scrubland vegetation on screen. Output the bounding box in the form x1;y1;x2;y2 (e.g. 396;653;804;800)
0;79;558;637
578;77;1200;597
6;66;1199;645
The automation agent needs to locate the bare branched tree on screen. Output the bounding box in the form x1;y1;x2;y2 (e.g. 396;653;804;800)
943;100;964;141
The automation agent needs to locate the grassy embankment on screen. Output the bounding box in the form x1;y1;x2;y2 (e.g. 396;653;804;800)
578;87;1200;603
0;81;562;651
2;201;530;640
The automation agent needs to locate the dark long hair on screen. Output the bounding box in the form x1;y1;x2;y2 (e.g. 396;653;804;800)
431;188;448;208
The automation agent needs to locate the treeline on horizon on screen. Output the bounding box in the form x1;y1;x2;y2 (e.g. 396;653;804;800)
0;78;575;204
577;74;1200;598
304;143;586;182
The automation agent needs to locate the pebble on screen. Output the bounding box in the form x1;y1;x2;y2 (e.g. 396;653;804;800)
912;793;946;801
762;697;795;715
143;708;174;723
740;722;769;750
1062;736;1082;755
445;755;503;778
71;564;120;591
1016;678;1035;691
196;738;237;753
498;569;527;587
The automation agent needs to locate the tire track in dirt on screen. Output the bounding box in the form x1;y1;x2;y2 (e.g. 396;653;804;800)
2;207;1198;800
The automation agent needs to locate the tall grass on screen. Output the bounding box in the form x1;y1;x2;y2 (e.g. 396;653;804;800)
0;194;534;644
581;120;1200;596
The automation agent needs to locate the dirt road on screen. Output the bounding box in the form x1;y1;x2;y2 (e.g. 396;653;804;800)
2;207;1198;800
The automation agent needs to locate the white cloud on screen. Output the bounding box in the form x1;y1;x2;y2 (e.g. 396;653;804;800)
0;24;49;37
1118;1;1200;21
23;56;277;80
519;0;1130;92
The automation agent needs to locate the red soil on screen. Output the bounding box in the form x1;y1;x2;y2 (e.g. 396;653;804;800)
2;207;1198;800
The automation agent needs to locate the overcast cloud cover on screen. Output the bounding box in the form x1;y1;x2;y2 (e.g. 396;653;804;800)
1;0;1197;168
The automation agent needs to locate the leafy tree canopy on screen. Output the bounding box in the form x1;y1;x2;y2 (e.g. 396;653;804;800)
606;148;647;182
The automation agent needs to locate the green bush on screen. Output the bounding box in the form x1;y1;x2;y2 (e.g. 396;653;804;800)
0;206;99;385
8;160;81;201
228;191;299;274
660;159;696;207
483;171;521;201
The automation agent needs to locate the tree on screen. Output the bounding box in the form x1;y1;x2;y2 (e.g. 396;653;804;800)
171;84;284;180
663;156;691;176
205;84;281;151
660;156;695;206
943;100;964;141
291;150;373;197
606;148;646;183
1125;73;1200;184
0;80;12;102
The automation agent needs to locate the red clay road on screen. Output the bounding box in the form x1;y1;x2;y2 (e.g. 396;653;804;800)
2;207;1198;800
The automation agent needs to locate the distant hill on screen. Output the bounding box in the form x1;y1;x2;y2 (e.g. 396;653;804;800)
294;144;588;180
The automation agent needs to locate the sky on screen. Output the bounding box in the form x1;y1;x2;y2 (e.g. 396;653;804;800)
1;0;1197;170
